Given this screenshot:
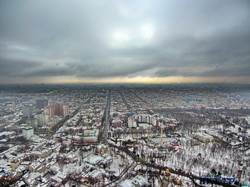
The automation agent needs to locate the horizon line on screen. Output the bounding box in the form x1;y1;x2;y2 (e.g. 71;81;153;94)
1;82;250;86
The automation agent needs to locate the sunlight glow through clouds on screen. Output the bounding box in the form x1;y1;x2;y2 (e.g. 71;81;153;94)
141;24;154;40
112;31;131;43
111;23;155;48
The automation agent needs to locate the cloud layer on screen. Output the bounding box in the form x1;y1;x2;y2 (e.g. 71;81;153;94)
0;0;250;83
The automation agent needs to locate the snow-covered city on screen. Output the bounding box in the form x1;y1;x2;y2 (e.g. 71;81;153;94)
0;84;249;186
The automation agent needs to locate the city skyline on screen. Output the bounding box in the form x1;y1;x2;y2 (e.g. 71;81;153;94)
0;0;250;84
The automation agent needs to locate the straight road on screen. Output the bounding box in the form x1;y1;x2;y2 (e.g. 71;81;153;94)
100;89;111;143
118;90;132;111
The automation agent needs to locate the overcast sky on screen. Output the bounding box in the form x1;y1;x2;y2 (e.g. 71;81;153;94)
0;0;250;84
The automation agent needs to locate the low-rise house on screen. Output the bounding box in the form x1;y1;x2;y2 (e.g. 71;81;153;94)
193;132;213;143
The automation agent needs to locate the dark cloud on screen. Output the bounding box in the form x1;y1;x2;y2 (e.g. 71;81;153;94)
0;0;250;82
0;58;42;77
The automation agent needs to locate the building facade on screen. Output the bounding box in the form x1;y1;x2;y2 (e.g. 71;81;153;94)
46;104;69;118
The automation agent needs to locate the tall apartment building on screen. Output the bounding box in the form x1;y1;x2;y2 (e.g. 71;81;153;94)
128;114;159;128
22;105;33;119
46;104;69;118
22;126;34;140
36;98;48;109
